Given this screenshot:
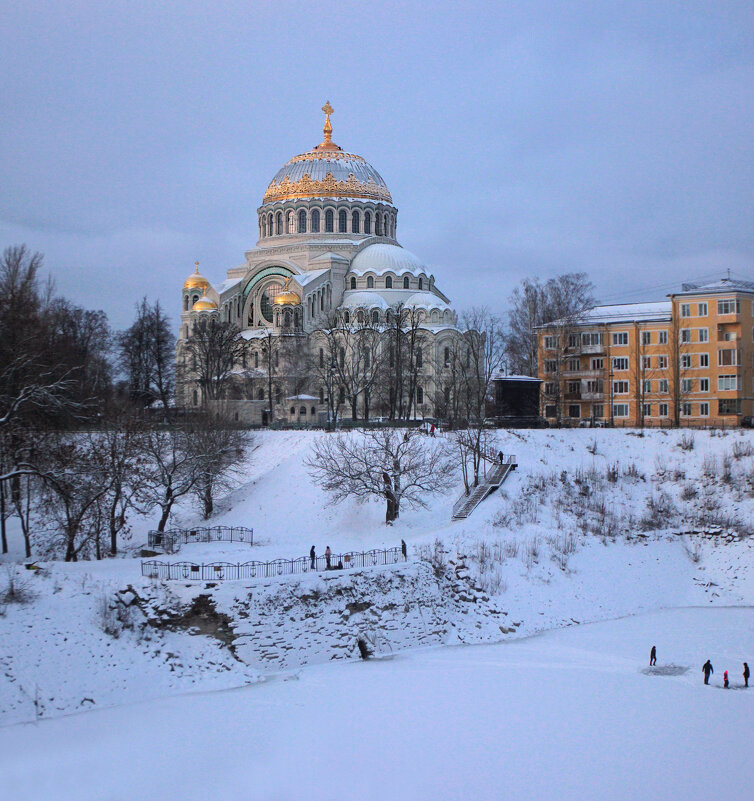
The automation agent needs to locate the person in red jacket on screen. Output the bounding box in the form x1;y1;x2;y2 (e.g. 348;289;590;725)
724;670;729;688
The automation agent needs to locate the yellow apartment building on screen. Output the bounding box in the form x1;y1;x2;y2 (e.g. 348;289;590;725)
536;278;754;426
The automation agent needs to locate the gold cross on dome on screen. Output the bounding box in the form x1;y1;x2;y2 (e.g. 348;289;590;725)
194;261;200;273
321;101;334;143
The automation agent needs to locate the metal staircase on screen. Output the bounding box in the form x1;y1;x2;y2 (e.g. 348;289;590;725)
451;453;517;520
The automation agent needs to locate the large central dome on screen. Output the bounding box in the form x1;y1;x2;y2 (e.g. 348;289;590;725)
263;103;392;204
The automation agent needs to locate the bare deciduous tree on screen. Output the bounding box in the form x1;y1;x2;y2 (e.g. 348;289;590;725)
306;428;453;524
183;318;246;404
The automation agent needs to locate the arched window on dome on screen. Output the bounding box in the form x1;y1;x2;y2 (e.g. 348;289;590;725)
418;277;424;290
416;348;423;368
267;214;273;237
254;351;259;368
184;295;189;311
343;311;350;324
319;347;324;367
444;346;450;367
364;211;372;234
325;209;334;232
193;389;198;406
352;210;360;233
276;212;283;235
357;310;364;323
338;209;347;233
298;209;307;233
375;213;382;236
385;276;393;289
367;276;374;289
287;210;295;234
403;276;410;289
417;386;424;405
350;276;356;290
192;294;199;306
311;209;320;232
319;387;324;404
371;310;379;324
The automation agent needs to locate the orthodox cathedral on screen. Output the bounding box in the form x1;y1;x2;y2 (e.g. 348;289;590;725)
177;103;462;424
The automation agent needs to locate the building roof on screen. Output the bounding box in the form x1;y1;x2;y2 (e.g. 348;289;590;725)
350;243;427;277
541;301;672;328
674;277;754;297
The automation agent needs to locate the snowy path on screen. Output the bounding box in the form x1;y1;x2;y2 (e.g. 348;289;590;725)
2;606;752;801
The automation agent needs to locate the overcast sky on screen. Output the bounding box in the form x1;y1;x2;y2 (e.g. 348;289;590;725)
2;1;753;330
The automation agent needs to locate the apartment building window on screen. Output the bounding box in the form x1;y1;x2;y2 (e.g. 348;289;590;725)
613;404;629;417
568;381;580;394
699;353;709;367
698;302;708;316
717;298;740;315
568;334;578;348
698;328;709;343
699;378;709;392
681;328;691;343
659;331;668;344
700;402;710;417
718;349;740;366
612;332;628;346
681;378;693;393
568;405;581;418
581;332;603;347
544;359;557;373
613;381;629;394
659;379;669;393
659;403;669;417
718;375;740;391
592;404;605;418
544;335;558;349
642;403;652;417
642;380;651;394
642;355;651;369
641;331;651;345
612;357;629;371
545;405;557;418
658;355;668;369
719;399;742;415
680;355;692;369
586;380;603;394
568;358;580;371
544;382;556;395
680;303;691;317
682;402;692;416
591;357;604;370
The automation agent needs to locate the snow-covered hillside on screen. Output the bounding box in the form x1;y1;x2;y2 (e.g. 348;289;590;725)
1;428;753;798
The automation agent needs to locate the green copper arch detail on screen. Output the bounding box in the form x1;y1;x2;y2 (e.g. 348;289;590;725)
242;266;295;301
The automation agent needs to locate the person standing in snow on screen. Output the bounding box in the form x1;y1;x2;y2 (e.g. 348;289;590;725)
724;670;729;688
325;545;331;569
650;645;657;666
743;662;750;688
401;539;407;559
498;450;504;465
702;660;714;685
310;545;316;570
430;424;435;437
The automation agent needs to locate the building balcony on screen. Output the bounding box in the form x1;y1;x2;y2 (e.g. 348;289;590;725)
580;344;606;355
581;392;605;401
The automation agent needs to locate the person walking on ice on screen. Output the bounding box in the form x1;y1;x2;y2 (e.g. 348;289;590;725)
702;659;714;685
744;662;750;688
724;670;729;688
310;545;316;570
650;645;657;666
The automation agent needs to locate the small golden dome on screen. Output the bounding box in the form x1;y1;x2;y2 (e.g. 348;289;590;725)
184;261;209;291
192;294;217;312
273;277;301;306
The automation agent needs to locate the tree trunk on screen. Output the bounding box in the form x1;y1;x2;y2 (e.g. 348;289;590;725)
64;527;77;562
0;480;7;554
157;498;172;532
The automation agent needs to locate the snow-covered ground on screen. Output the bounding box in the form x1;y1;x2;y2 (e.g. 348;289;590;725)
2;607;752;801
1;427;753;799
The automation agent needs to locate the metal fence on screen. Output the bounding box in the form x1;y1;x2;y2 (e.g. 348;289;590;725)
141;546;406;581
147;526;254;553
